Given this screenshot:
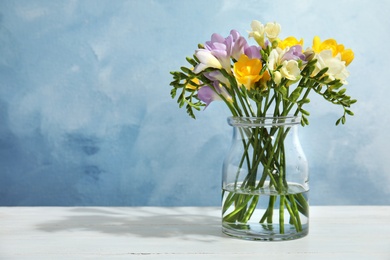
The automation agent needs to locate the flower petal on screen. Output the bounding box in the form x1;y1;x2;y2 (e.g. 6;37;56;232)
198;86;221;107
193;49;222;73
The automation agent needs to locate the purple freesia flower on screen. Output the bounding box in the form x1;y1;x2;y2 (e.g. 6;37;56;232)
198;86;219;107
227;30;248;61
198;81;231;108
205;34;228;61
244;45;262;59
281;45;306;62
203;33;231;71
194;30;263;73
203;70;230;86
202;30;249;71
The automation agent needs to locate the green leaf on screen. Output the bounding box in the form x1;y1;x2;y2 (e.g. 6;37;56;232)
186;104;196;119
337;88;347;95
170;88;177;98
180;66;193;75
298;98;310;104
345;109;354;116
240;84;248;97
278;85;288;98
289;87;303;103
186;57;198;67
300;108;310;116
178;97;185;108
329;81;343;90
315;67;329;78
301;115;309;126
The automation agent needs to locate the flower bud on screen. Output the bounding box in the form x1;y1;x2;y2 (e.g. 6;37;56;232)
273;71;282;85
303;50;315;61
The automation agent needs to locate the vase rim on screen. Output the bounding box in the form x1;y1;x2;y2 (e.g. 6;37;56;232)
227;116;301;127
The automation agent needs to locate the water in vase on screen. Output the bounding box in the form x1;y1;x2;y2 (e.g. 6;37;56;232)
222;182;309;241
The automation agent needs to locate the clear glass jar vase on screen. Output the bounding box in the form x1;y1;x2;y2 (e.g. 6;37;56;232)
222;116;309;241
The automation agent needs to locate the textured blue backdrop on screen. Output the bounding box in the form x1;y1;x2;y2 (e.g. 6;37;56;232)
0;0;389;206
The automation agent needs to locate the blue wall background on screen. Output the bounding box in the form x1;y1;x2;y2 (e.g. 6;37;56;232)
0;0;389;206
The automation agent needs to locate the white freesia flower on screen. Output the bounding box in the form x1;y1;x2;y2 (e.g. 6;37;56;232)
280;60;301;81
273;71;282;84
267;49;285;84
313;50;349;84
248;20;266;47
265;22;281;42
193;49;222;73
267;49;280;70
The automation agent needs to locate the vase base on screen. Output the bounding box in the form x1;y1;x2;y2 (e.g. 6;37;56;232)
222;223;308;241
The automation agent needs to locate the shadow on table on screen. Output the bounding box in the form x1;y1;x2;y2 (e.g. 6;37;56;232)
36;207;225;242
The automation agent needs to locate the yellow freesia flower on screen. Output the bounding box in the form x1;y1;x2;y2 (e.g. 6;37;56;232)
278;37;304;50
185;68;201;90
233;54;263;90
312;36;354;66
259;70;271;90
186;78;200;90
333;43;354;65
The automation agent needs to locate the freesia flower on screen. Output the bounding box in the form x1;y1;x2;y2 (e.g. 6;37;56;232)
244;45;262;59
313;50;349;84
233;54;263;90
198;82;232;108
266;49;284;84
267;46;304;84
281;45;306;62
273;71;282;84
227;30;248;61
193;49;222;73
202;30;249;72
171;20;355;127
312;36;354;66
278;37;304;50
265;22;281;42
248;20;266;48
204;70;231;88
186;78;200;90
204;33;231;71
198;86;220;107
267;48;281;71
303;50;315;62
259;70;271;90
280;60;301;81
339;49;354;66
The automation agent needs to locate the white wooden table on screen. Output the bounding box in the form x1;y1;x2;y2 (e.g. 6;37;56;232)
0;206;389;259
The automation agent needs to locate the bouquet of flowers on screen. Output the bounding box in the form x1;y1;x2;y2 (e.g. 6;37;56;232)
169;20;355;239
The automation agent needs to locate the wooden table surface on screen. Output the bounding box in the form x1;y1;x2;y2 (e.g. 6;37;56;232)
0;206;389;259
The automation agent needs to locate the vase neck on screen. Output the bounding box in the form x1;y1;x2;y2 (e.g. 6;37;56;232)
227;116;301;128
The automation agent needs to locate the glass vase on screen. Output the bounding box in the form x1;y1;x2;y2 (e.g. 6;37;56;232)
222;116;309;241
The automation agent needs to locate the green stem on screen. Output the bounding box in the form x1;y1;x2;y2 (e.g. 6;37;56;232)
288;194;302;231
223;194;253;222
260;195;276;224
285;197;300;231
241;195;259;222
279;195;285;234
